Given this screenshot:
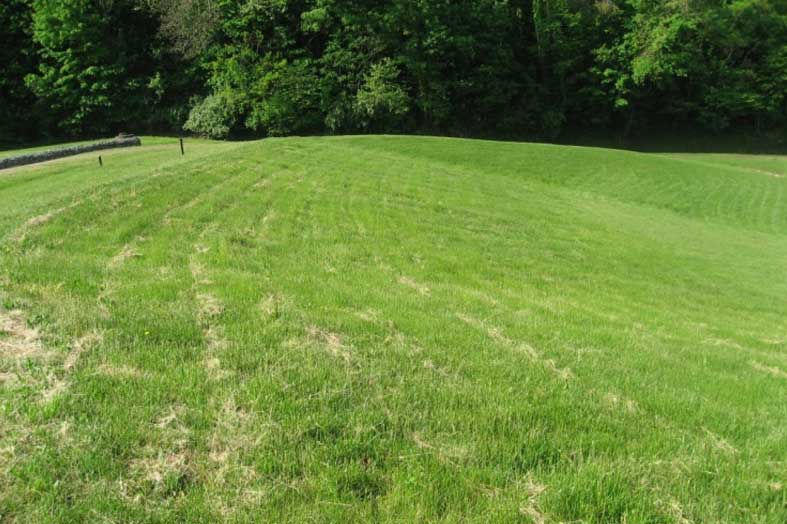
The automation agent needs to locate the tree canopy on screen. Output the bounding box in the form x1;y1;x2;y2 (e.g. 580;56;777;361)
2;0;785;143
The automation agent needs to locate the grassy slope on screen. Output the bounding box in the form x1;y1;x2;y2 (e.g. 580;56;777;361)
0;136;786;523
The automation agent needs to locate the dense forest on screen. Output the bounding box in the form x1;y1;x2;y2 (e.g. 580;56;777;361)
1;0;786;144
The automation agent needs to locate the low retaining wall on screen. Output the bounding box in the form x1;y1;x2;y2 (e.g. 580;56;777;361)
0;136;142;170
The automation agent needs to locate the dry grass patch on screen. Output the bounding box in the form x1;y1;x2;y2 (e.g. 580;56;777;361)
703;428;739;455
518;475;548;524
354;308;380;323
751;361;787;379
130;451;191;487
412;432;469;466
603;392;640;414
0;309;45;361
398;275;431;296
96;363;144;379
189;260;212;286
196;293;224;321
456;312;573;380
259;294;277;318
108;244;141;269
24;211;58;229
63;330;103;371
0;371;20;386
11;202;81;242
202;349;231;381
41;378;68;402
704;337;745;351
190;250;231;380
127;405;193;495
39;330;104;402
203;397;266;517
661;498;694;524
305;325;351;361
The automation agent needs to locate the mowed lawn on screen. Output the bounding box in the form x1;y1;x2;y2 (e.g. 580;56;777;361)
1;136;786;523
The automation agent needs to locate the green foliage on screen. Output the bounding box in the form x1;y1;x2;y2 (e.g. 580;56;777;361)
1;0;786;142
0;0;38;144
183;94;236;139
19;0;198;138
594;0;787;132
26;0;133;135
354;59;410;130
246;59;325;136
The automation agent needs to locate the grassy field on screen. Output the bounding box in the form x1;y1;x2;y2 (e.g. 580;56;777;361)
1;136;786;523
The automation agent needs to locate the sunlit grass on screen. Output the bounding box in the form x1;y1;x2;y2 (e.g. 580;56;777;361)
1;136;786;523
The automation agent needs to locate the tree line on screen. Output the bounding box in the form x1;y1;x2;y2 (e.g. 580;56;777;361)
2;0;786;144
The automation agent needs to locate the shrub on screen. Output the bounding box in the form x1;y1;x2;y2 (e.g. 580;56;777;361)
183;94;236;139
354;59;410;129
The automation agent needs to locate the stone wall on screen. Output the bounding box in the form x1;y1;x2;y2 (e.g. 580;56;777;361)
0;136;142;171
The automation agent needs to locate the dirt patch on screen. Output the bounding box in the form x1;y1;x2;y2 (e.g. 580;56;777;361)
384;330;423;355
203;356;227;378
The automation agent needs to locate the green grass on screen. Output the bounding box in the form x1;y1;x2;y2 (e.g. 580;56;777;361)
1;135;786;523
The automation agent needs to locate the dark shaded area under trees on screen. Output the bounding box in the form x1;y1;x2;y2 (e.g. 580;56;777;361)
2;0;786;148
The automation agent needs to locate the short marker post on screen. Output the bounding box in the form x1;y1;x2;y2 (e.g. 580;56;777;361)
179;138;184;156
98;155;103;167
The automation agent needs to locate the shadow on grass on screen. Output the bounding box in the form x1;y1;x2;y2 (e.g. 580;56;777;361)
555;128;787;155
